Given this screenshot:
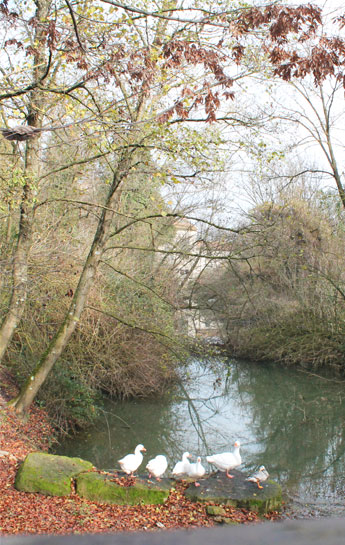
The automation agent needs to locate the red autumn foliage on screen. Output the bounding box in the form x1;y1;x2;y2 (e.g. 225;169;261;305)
2;2;344;124
0;370;280;536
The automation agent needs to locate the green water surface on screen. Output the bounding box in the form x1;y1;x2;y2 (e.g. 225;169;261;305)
54;358;345;517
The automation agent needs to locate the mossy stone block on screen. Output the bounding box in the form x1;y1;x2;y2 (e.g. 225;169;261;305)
76;471;172;505
206;505;227;516
185;469;282;515
15;452;93;496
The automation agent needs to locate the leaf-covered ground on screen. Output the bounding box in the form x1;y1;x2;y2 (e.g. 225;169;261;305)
0;370;279;535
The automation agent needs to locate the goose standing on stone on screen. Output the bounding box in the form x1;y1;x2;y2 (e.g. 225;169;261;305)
146;455;168;481
206;440;241;479
172;452;192;477
187;456;206;486
188;457;206;478
118;444;146;476
247;466;269;489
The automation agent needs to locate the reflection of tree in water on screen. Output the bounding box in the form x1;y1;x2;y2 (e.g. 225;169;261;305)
55;392;187;471
228;361;345;500
175;357;234;455
56;357;235;468
56;357;345;513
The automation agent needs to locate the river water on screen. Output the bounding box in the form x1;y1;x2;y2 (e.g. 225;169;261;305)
54;358;345;518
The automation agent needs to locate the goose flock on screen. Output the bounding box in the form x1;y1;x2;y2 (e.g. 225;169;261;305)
117;440;269;488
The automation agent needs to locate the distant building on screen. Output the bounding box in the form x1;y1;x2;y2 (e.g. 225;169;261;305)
163;218;228;340
173;219;198;244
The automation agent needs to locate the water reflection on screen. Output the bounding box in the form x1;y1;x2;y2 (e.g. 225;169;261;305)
54;358;345;516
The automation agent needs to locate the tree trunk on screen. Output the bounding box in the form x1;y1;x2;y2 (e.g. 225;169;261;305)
0;0;51;363
0;140;40;361
10;153;132;413
9;0;173;413
320;88;345;210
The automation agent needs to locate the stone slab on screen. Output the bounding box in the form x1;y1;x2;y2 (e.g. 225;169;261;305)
15;452;93;496
185;469;282;514
76;471;173;505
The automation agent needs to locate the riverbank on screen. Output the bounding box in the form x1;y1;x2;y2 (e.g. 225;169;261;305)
0;370;280;536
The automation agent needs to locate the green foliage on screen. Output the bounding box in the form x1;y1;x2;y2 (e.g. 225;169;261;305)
231;309;345;370
41;362;101;431
4;0;333;420
1;152;188;431
202;192;345;371
0;167;27;212
0;140;28;213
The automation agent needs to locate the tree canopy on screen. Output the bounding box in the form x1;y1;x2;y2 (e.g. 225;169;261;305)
1;0;345;420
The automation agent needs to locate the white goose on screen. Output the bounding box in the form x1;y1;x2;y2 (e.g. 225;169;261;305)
146;455;168;481
206;440;241;479
187;457;206;479
118;444;146;476
247;466;269;489
187;456;206;486
172;452;192;477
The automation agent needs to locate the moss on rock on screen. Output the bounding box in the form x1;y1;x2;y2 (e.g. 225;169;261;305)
76;471;172;505
206;505;227;516
185;469;282;515
15;452;93;496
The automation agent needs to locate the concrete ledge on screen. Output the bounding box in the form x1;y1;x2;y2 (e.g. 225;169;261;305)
3;517;345;545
